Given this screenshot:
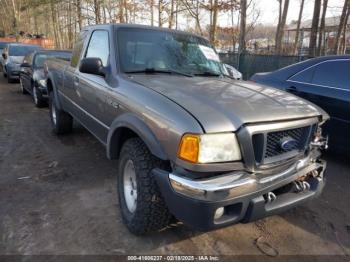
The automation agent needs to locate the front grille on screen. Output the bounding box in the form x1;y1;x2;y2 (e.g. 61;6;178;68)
253;125;316;165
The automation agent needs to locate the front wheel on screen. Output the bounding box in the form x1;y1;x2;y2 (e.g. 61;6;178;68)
33;85;46;108
118;138;172;235
49;92;73;134
20;78;28;94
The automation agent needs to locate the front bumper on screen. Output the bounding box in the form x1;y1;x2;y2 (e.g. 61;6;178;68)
37;84;49;100
154;156;326;230
7;64;21;77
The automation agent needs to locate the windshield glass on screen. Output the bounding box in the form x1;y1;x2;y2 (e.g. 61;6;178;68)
34;52;71;68
0;42;7;49
117;28;227;76
9;45;41;56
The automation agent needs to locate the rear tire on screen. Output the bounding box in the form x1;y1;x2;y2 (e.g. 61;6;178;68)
117;138;171;235
49;92;73;134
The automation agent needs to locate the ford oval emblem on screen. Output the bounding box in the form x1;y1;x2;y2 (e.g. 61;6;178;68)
280;137;298;151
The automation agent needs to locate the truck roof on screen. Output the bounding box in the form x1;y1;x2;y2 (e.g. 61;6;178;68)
82;23;206;40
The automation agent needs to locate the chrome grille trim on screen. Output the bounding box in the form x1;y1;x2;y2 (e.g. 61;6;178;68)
237;117;319;172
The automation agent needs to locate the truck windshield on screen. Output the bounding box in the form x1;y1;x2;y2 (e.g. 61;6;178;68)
117;28;227;77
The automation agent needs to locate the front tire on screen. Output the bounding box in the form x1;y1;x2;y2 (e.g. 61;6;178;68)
20;78;28;93
118;138;172;235
49;92;73;134
33;85;45;108
8;75;15;84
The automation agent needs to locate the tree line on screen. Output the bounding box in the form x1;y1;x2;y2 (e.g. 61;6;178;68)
0;0;349;56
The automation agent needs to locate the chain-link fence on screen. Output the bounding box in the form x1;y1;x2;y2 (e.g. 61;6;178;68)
219;53;311;80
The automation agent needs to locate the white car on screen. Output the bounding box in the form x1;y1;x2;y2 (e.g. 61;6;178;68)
224;64;242;80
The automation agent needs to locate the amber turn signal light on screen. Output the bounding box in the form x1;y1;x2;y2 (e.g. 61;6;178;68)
178;134;200;163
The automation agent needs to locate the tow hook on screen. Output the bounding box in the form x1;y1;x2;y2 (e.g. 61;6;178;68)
265;192;277;203
293;180;310;193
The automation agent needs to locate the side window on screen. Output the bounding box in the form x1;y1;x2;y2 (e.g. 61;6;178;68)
289;66;315;83
312;60;350;90
71;30;88;67
85;30;109;66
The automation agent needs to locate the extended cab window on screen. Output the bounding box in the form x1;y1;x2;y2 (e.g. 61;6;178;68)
312;60;350;90
85;30;109;66
71;30;88;67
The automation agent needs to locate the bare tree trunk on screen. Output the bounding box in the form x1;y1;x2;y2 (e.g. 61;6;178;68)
158;0;163;27
175;0;178;29
68;0;73;48
334;0;350;54
150;0;154;26
275;0;290;54
309;0;321;56
94;0;101;24
293;0;305;55
50;0;59;48
317;0;328;56
119;0;125;22
168;0;175;28
209;0;218;45
239;0;247;53
11;0;20;41
76;0;83;30
341;5;350;53
275;0;282;48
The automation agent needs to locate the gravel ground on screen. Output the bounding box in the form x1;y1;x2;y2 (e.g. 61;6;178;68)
0;76;349;258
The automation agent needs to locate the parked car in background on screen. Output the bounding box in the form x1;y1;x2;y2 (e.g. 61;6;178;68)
224;64;242;80
251;55;350;153
46;24;328;235
0;42;8;72
2;43;42;83
19;50;72;107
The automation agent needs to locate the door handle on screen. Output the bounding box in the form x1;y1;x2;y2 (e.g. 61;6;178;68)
73;76;79;87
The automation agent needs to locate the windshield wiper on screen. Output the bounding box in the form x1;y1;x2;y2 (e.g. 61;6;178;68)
194;71;222;77
125;68;193;77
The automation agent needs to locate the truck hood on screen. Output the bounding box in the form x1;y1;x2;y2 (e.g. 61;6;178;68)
131;75;323;132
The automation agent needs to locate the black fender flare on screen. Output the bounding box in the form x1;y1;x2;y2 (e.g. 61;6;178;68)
107;113;168;161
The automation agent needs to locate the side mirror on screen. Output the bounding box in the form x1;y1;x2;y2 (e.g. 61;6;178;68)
21;62;30;68
79;57;105;76
2;53;6;59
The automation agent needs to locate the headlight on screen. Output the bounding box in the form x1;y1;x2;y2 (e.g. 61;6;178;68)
178;133;241;163
38;79;47;87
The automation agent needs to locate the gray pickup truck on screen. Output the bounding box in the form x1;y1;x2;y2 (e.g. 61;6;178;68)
46;24;329;235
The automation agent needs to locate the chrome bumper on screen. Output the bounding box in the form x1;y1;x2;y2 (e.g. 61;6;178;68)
169;156;326;202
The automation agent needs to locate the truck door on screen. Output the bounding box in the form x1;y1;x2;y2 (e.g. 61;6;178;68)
74;29;111;143
59;30;89;118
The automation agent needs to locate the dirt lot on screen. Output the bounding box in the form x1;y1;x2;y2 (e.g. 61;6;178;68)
0;76;349;258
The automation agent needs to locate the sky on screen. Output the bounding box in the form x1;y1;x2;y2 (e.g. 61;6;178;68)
218;0;344;27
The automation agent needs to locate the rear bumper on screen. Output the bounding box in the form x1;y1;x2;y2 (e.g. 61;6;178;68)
154;157;326;231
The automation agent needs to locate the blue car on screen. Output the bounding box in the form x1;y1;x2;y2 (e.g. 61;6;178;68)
251;55;350;153
2;43;42;83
